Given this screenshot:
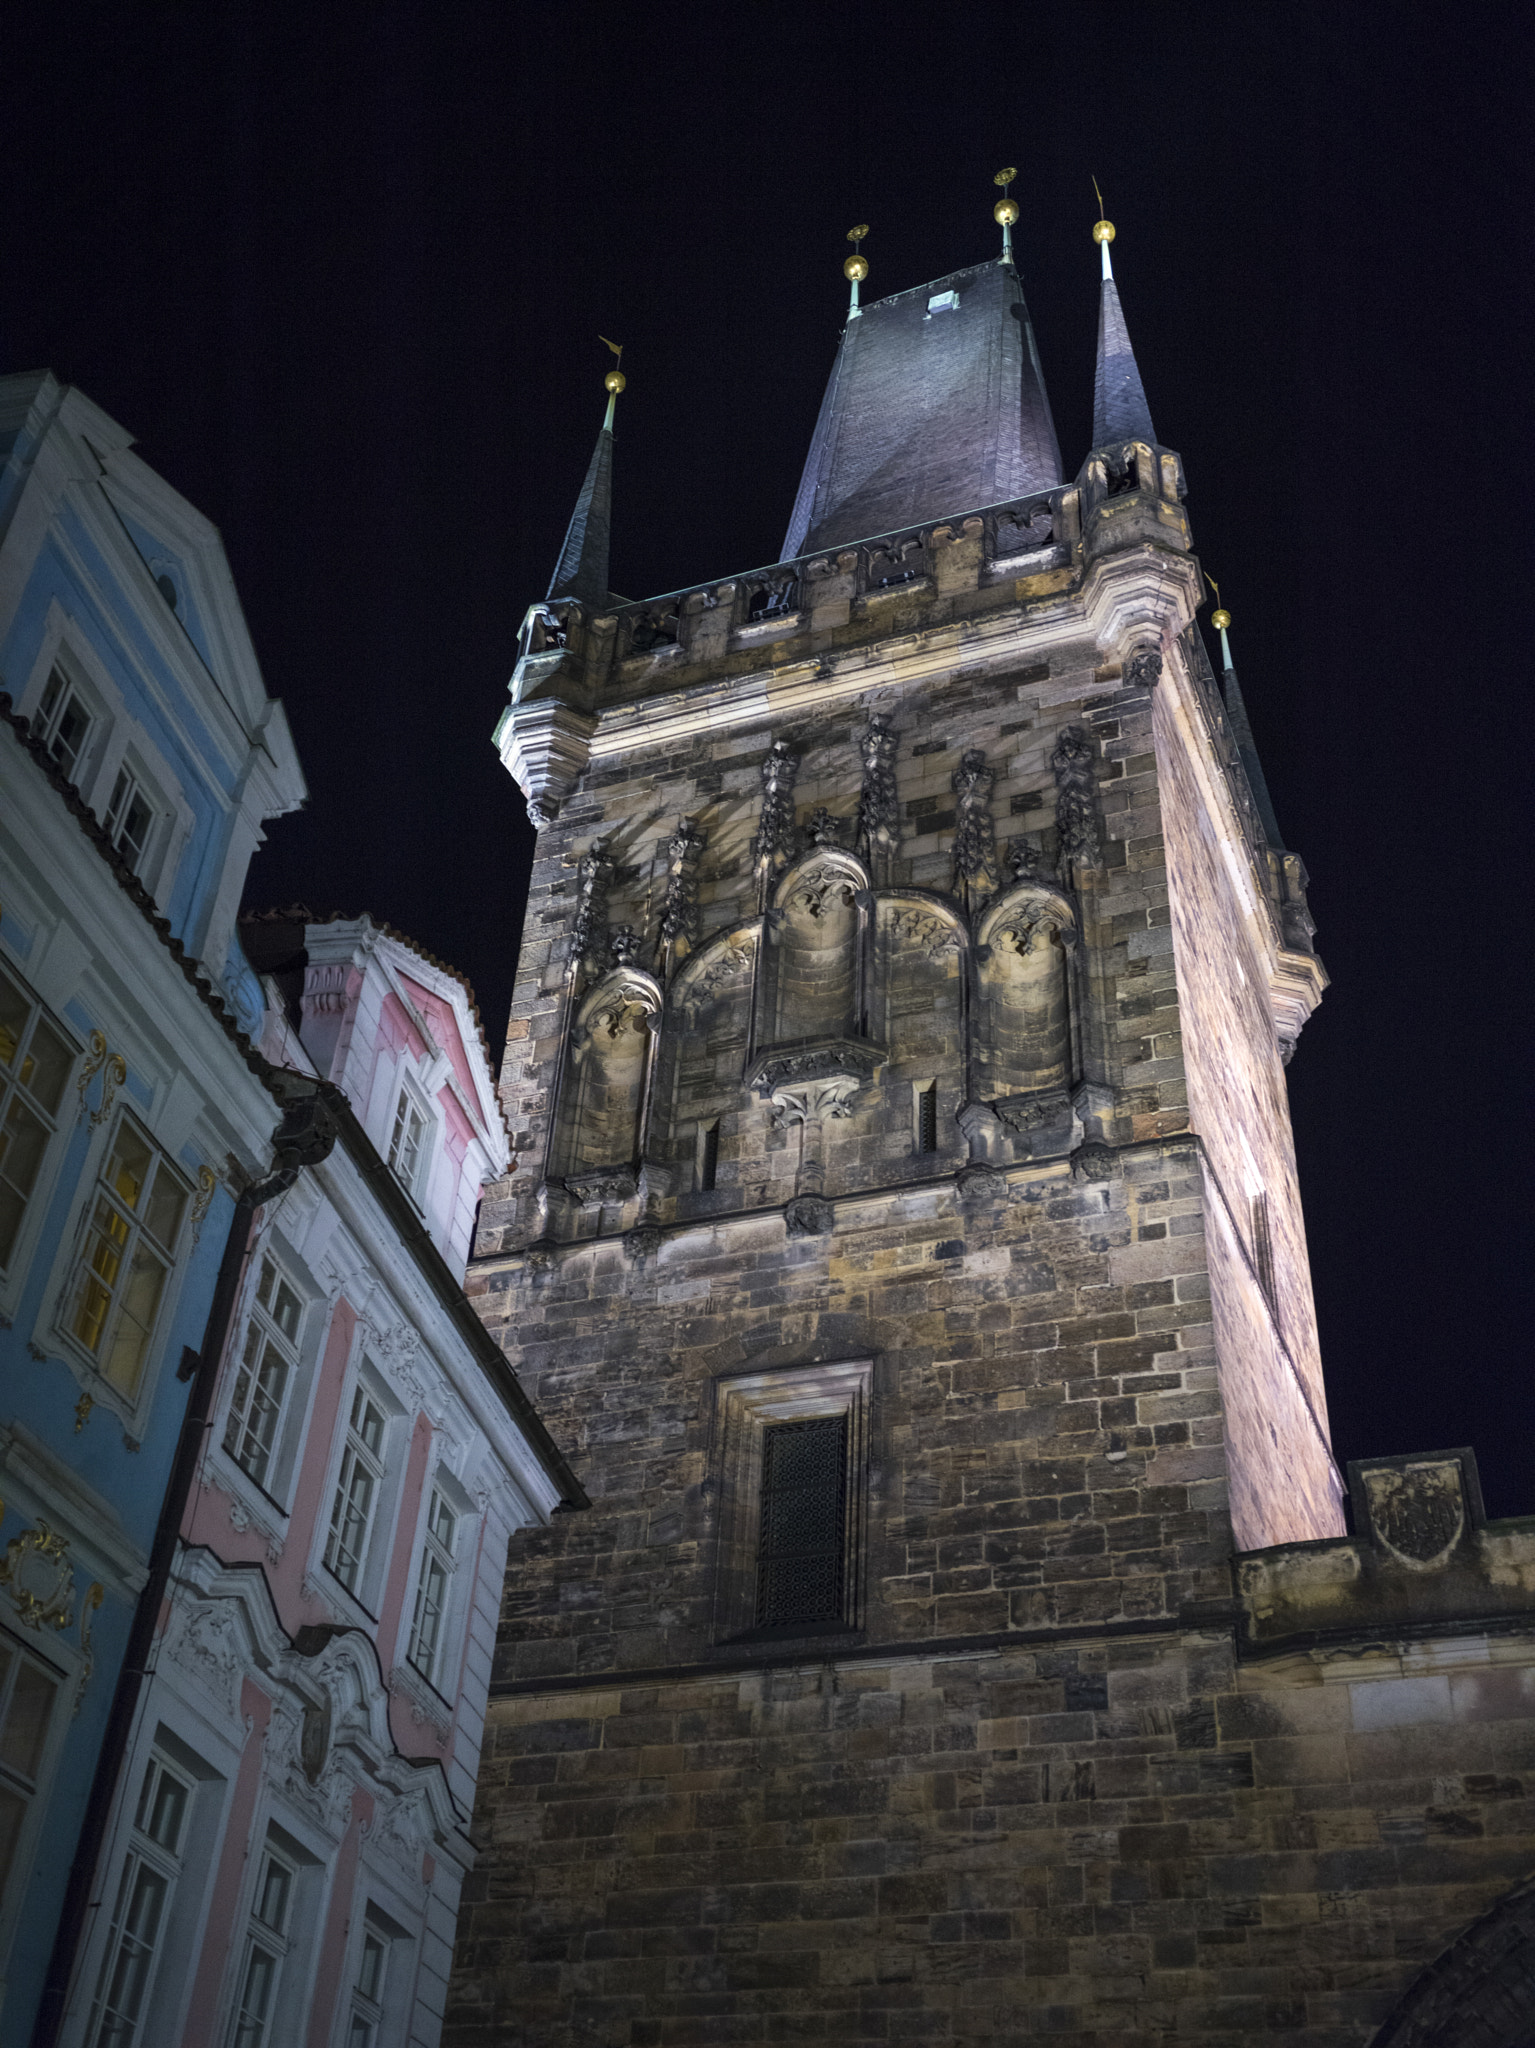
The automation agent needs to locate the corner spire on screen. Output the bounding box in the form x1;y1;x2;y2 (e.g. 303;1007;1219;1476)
1209;582;1284;849
844;225;870;319
547;342;625;607
993;168;1018;266
1090;191;1157;450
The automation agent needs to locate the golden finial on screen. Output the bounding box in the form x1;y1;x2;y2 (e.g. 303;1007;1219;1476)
1091;176;1115;243
993;168;1019;261
1207;575;1235;667
600;336;626;396
844;226;870;315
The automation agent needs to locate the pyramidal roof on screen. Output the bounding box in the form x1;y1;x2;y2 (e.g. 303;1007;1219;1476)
547;414;614;607
781;257;1062;561
1091;243;1157;449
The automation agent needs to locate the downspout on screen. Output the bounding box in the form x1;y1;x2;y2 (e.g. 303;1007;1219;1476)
29;1085;339;2048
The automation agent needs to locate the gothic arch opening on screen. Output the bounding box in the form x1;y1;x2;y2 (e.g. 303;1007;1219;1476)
974;881;1076;1104
557;966;662;1177
1372;1871;1535;2048
765;851;867;1050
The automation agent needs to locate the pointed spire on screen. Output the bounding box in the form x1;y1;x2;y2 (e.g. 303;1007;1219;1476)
1090;190;1157;449
844;225;870;319
993;168;1019;266
1209;588;1284;849
547;343;625;607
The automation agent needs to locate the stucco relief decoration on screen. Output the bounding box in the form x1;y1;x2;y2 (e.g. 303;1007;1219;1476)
951;750;1000;911
74;1031;126;1129
74;1581;104;1712
301;963;350;1019
372;1794;434;1899
1123;646;1164;692
0;1519;76;1631
569;841;614;979
679;937;755;1019
189;1164;220;1247
1361;1462;1467;1572
752;740;800;907
656;820;705;973
301;1692;332;1784
885;907;963;961
167;1599;243;1716
1052;725;1101;869
855;714;901;879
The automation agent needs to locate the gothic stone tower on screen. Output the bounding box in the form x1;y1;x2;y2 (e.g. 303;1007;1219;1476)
446;217;1535;2047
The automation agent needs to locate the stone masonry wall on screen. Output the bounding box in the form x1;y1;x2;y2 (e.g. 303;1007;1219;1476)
449;1627;1535;2046
1153;655;1341;1548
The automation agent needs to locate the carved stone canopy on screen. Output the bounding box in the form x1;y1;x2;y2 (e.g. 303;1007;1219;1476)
749;1040;882;1121
564;1167;638;1207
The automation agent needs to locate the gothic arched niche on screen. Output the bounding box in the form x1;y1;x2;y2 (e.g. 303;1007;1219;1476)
661;924;759;1190
975;880;1076;1106
1371;1870;1535;2048
875;893;965;1059
767;850;868;1050
558;966;662;1177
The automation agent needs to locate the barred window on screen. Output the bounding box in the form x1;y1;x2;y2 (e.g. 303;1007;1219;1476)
66;1121;188;1396
0;962;74;1273
407;1489;458;1687
87;1751;194;2047
755;1415;849;1630
223;1257;304;1491
324;1384;387;1595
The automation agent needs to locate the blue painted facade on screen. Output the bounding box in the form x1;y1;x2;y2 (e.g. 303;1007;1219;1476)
0;370;305;2039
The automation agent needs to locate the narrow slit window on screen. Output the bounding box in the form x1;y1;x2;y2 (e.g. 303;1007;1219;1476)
916;1082;938;1156
755;1414;848;1631
699;1120;720;1192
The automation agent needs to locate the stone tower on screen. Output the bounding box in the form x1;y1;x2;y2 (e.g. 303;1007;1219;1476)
446;209;1535;2046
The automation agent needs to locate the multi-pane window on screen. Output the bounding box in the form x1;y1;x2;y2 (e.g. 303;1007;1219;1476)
104;768;155;875
755;1415;848;1630
0;1634;62;1916
407;1489;458;1686
324;1383;387;1594
67;1122;188;1396
0;962;73;1272
31;669;93;782
387;1091;425;1193
87;1750;193;2047
222;1257;304;1491
228;1837;297;2048
345;1921;389;2048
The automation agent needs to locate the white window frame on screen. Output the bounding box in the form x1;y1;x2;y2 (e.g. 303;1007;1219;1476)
52;1111;191;1418
30;663;99;786
319;1360;405;1617
404;1470;474;1695
0;953;79;1316
385;1077;432;1207
83;1747;197;2048
220;1251;308;1500
339;1901;410;2048
101;756;164;880
0;1627;71;1965
225;1829;306;2048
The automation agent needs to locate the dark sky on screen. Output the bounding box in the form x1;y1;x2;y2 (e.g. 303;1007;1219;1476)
4;5;1530;1514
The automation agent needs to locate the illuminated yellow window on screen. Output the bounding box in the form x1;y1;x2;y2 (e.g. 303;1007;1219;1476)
67;1121;188;1396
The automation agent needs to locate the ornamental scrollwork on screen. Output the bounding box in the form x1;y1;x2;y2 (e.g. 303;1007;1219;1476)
0;1519;76;1631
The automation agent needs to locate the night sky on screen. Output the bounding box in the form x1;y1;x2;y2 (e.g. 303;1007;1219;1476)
4;7;1529;1513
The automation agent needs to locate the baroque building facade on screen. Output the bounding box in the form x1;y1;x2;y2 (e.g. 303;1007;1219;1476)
0;372;584;2048
447;208;1535;2046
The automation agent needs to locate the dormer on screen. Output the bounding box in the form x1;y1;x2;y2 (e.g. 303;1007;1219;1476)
240;910;509;1270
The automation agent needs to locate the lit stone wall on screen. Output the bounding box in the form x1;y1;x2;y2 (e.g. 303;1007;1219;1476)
1152;655;1342;1548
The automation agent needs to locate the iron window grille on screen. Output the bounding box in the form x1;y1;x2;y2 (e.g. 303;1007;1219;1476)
917;1081;939;1155
755;1415;849;1630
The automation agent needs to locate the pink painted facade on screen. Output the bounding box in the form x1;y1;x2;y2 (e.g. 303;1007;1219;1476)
56;915;577;2048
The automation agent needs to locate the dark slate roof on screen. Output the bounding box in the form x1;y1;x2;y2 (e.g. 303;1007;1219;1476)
1092;274;1157;449
547;420;613;605
782;259;1062;560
